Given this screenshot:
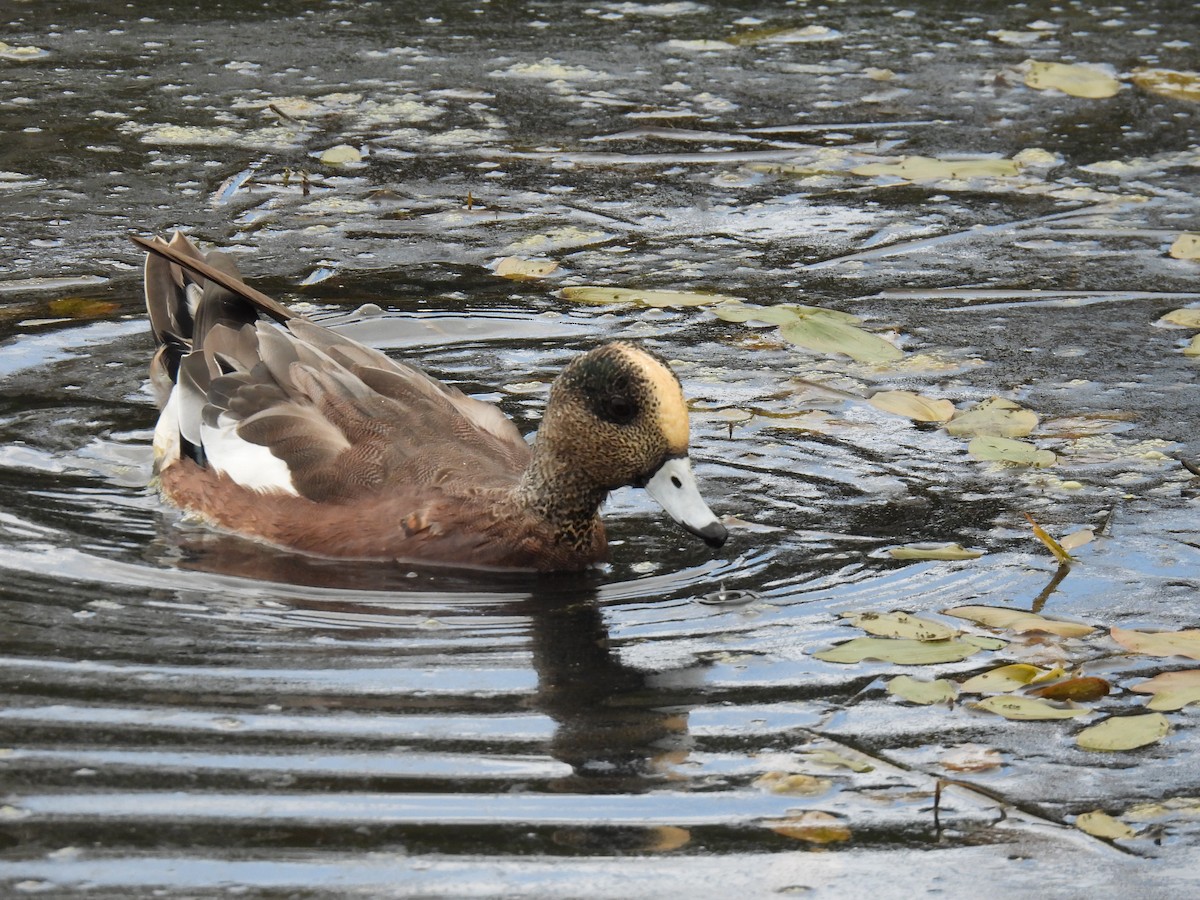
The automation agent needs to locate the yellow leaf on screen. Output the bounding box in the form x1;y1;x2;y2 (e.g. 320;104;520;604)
886;674;958;705
1186;334;1200;357
1076;713;1170;752
1059;528;1095;552
493;256;559;279
888;543;983;561
779;316;903;364
1124;797;1200;822
813;637;982;665
1131;68;1200;103
968;436;1056;467
960;663;1053;693
1025;512;1073;564
753;772;834;796
1028;676;1111;702
1130;670;1200;711
1159;306;1200;327
802;748;874;773
1024;60;1121;99
560;286;742;307
869;390;957;422
843;611;957;641
1111;627;1200;660
768;811;851;844
644;826;691;852
47;297;119;318
851;155;1021;181
945;606;1091;637
972;695;1089;720
944;397;1038;438
318;144;362;165
1075;810;1136;840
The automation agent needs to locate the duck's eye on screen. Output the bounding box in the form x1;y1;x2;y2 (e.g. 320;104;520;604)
598;394;638;425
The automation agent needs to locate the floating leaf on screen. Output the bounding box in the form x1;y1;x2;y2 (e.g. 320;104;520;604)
1059;528;1095;552
729;25;841;46
803;748;874;773
1111;627;1200;660
968;435;1056;467
1029;676;1111;703
1159;306;1200;327
318;144;362;165
888;543;982;561
814;637;981;665
944;397;1038;438
47;297;119;318
1186;334;1200;356
0;41;50;61
754;772;834;796
1076;713;1170;752
1025;513;1073;564
1075;810;1136;840
493;256;559;279
768;811;851;844
962;635;1008;651
869;390;956;423
1131;68;1200;104
1130;670;1200;711
972;695;1088;720
940;745;1003;772
886;674;958;705
851;155;1020;181
560;286;742;307
1168;234;1200;261
843;611;957;641
960;663;1054;693
1124;797;1200;822
779;316;903;364
711;301;860;326
945;606;1093;637
1024;60;1120;99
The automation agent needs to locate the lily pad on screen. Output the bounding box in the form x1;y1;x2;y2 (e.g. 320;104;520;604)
972;695;1089;720
1024;60;1120;99
968;435;1056;467
944;397;1038;438
886;674;958;705
779;316;903;364
1186;334;1200;356
960;663;1057;693
560;286;742;307
869;390;957;422
843;611;957;641
1131;68;1200;104
940;745;1003;772
318;144;362;165
1111;627;1200;660
1075;810;1137;840
47;297;119;318
814;636;982;665
1076;713;1170;752
888;543;983;561
1130;670;1200;711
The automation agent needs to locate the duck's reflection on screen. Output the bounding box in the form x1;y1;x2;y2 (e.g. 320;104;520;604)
168;531;696;793
519;584;693;794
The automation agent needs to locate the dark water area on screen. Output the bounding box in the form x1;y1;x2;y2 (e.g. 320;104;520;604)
1;1;1199;896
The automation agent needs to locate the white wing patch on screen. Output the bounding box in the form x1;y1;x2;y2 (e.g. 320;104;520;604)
152;388;181;468
199;413;299;495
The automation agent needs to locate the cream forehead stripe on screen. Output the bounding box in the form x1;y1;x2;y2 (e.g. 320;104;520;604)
625;347;690;451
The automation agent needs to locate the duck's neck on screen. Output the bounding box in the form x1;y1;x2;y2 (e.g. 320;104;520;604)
516;445;607;552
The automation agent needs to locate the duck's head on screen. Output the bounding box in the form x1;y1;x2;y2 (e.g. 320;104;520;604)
537;342;727;548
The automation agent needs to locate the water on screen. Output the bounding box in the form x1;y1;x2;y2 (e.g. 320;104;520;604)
1;1;1199;896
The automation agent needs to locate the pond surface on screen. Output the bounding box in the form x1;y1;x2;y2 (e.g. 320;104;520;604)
1;1;1199;896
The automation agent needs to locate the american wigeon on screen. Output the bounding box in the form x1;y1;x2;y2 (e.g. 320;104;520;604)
134;233;727;571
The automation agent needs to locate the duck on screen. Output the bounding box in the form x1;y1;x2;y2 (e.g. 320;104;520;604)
134;232;728;571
